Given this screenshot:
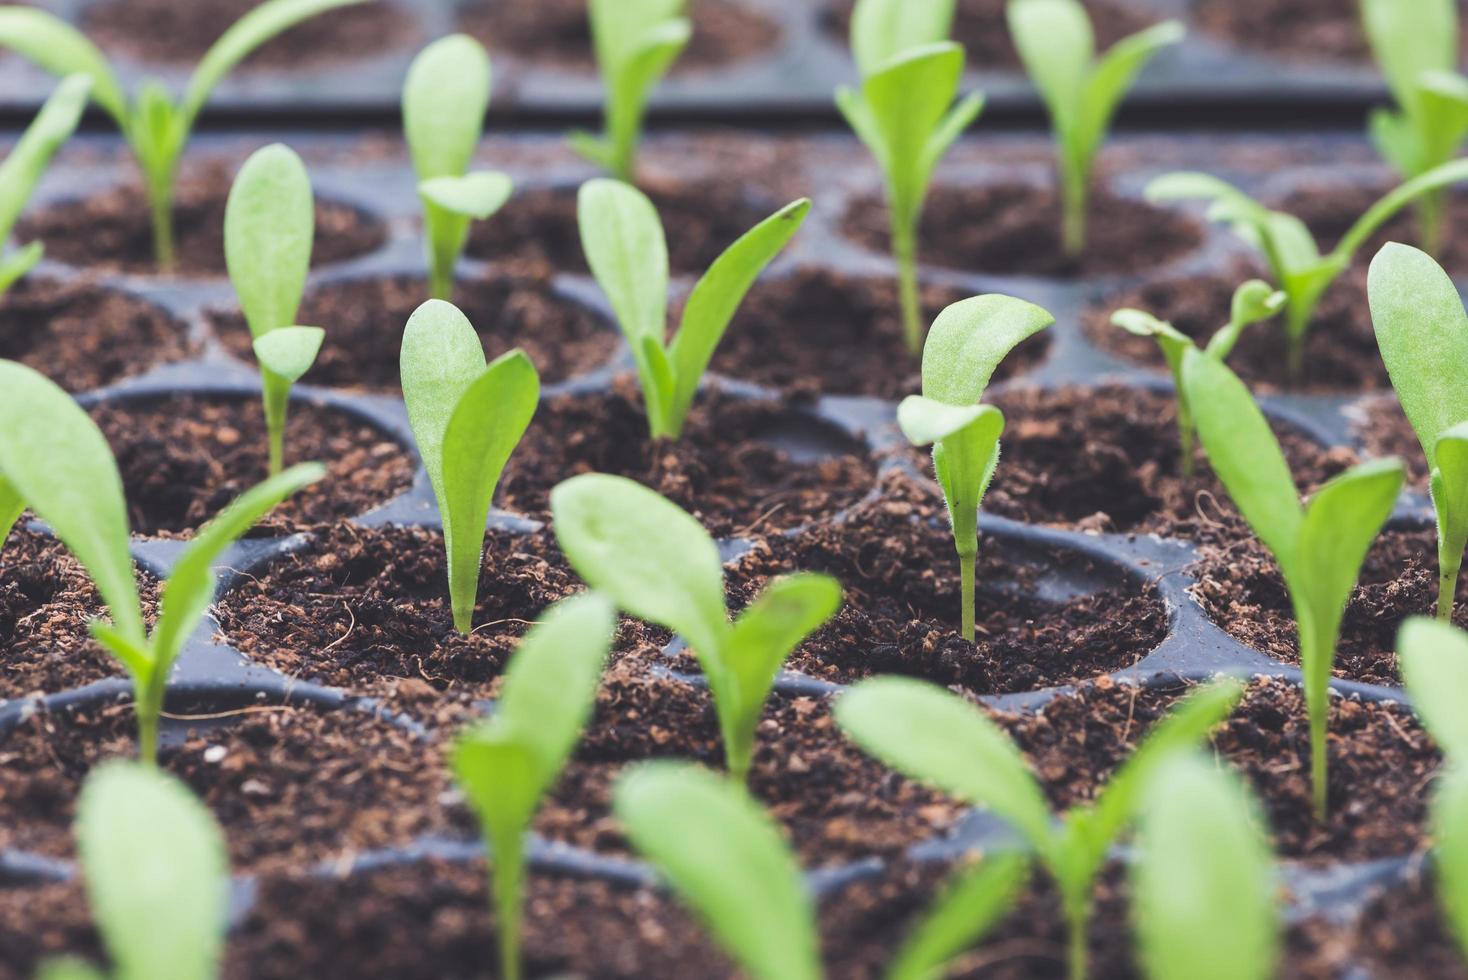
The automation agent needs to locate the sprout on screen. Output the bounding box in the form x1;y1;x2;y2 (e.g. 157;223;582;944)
403;34;513;300
1182;349;1404;819
223;142;324;476
551;473;841;784
896;295;1055;641
399;300;540;635
836;0;983;353
0;0;371;269
569;0;690;183
1130;752;1279;980
0;359;323;763
577;178;810;440
1007;0;1183;258
836;674;1244;980
1146;158;1468;380
885;851;1030;980
1434;764;1468;966
1369;244;1468;623
1111;279;1284;478
453;593;617;980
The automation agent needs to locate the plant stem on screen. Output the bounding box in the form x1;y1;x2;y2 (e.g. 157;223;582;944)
1310;705;1328;823
892;221;922;356
1177;411;1195;480
147;177;176;272
960;551;976;643
493;844;524;980
1065;901;1088;980
1420;193;1447;259
1060;167;1087;260
136;673;164;767
1440;560;1461;622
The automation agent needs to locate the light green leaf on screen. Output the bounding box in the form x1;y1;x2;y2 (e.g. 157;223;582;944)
36;958;107;980
898;397;998;447
403;33;491;181
420;171;513;220
1077;20;1184;161
1008;0;1094;122
887;852;1029;980
849;0;955;76
252;326;323;384
0;240;42;296
1434;764;1468;962
861;43;967;226
224;142;313;340
0;472;22;545
1338;158;1468;260
578;178;668;344
0;8;126;122
921;295;1056;405
585;0;689;180
1205;280;1285;361
0;73;89;249
1399;616;1468;760
1362;0;1458;112
400;299;492;513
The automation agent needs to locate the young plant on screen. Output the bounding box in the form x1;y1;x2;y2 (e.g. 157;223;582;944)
1007;0;1183;258
224;142;323;477
569;0;690;182
453;593;616;980
836;0;984;353
403;34;513;301
400;299;539;635
577;178;810;440
0;0;370;269
836;674;1244;980
896;295;1055;641
1182;349;1404;819
39;761;228;980
1369;244;1468;622
1110;279;1284;478
1146;158;1468;379
0;359;323;764
551;473;841;784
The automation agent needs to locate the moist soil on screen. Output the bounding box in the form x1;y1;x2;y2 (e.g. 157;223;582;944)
1192;525;1465;687
498;380;880;538
841;184;1202;279
1278;182;1468;278
1193;0;1468;64
210;267;620;392
0;277;194;394
714;471;1167;695
1352;394;1430;485
17;167;386;277
1341;872;1468;980
88;394;413;537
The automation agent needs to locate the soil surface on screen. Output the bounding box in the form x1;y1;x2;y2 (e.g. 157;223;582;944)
89;394;414;537
499;380;879;537
841;184;1202;278
211;267;619;392
1278;183;1468;279
1193;0;1468;64
0;277;194;394
1344;872;1468;980
1352;394;1431;485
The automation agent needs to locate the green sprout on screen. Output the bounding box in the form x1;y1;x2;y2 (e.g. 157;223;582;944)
569;0;690;183
1110;279;1285;478
403;34;513;301
1007;0;1183;258
1362;0;1468;256
836;0;984;354
896;295;1055;641
577;178;810;440
836;674;1244;980
0;359;322;764
1146;159;1468;380
0;0;370;269
453;593;617;980
223;142;323;477
1369;244;1468;623
883;851;1030;980
400;299;540;635
1182;349;1404;819
1130;752;1278;980
551;474;841;784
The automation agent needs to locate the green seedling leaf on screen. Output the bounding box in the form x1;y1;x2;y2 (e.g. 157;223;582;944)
614;762;820;980
850;0;955;74
0;472;21;546
1399;616;1468;760
887;851;1030;980
400;299;539;634
419;171;513;219
1434;764;1468;962
251;326;323;384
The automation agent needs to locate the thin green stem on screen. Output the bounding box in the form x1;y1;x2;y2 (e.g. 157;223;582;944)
1310;708;1328;823
1060;167;1088;260
1420;194;1447;259
893;221;922;356
1440;561;1461;623
960;551;976;643
1065;900;1089;980
147;177;176;272
1284;301;1310;386
493;843;525;980
1177;408;1196;480
135;672;164;767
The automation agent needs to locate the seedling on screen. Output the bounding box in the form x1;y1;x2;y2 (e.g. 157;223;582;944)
453;593;616;980
1146;158;1468;380
896;295;1055;641
400;299;539;635
39;761;228;980
551;474;841;783
1007;0;1183;257
577;178;810;440
836;674;1244;980
569;0;690;182
836;0;983;353
403;34;513;300
1182;349;1404;819
0;359;322;763
224;142;324;476
1110;279;1284;477
1131;752;1278;980
1369;244;1468;622
883;850;1030;980
0;0;370;268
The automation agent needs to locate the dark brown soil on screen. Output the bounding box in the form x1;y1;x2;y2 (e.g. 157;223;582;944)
0;277;193;394
89;394;414;537
1193;0;1468;64
1192;525;1464;686
709;267;1049;400
714;471;1167;695
1277;183;1468;279
210;267;619;392
1353;394;1431;485
82;0;418;69
1346;872;1468;980
17;166;386;277
841;184;1202;278
499;381;879;537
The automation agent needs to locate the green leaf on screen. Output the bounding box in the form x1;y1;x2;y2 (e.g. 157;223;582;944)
1434;764;1468;962
0;240;42;297
898;397;999;447
252;326;323;384
1362;0;1458;112
1435;422;1468;588
420;171;513;220
849;0;955;76
1008;0;1095;124
0;73;89;250
585;0;690;180
614;763;821;980
0;8;126;122
887;852;1029;980
403;33;491;181
224;142;313;340
921;295;1055;405
1399;616;1468;759
1338;158;1468;260
1076;20;1184;162
36;959;106;980
578;178;668;346
1206;280;1285;361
